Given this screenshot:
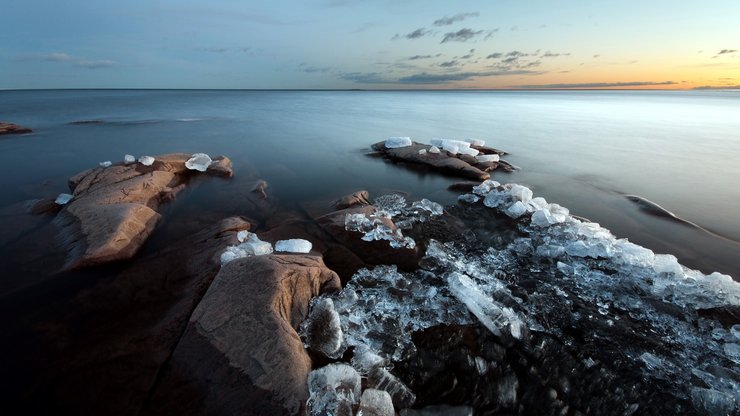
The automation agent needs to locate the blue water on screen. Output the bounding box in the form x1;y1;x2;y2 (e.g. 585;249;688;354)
1;89;739;281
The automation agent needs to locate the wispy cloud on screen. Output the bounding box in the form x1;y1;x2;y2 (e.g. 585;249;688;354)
16;52;114;69
398;69;542;84
513;81;677;89
717;49;737;55
339;72;388;84
486;52;503;59
441;28;483;43
458;49;475;59
393;27;432;40
541;51;571;58
433;12;479;26
694;84;740;90
439;60;459;68
407;54;440;60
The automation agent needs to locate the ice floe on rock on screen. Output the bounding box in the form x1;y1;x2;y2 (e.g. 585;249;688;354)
465;138;486;146
123;154;136;164
384;137;412;149
475;154;499;163
99;161;112;168
219;231;273;265
428;146;440;154
138;155;155;166
275;238;312;253
184;152;212;172
54;193;73;205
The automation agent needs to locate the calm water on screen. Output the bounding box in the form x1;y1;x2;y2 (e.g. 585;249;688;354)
1;89;739;291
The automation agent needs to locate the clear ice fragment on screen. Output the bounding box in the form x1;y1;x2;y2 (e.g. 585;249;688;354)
475;154;499;163
99;161;112;168
54;193;73;205
504;201;527;219
385;137;412;148
428;146;440;154
368;367;416;409
411;199;443;216
458;194;480;204
124;154;136;164
472;179;500;196
275;239;312;253
418;149;427;155
138;155;155;166
307;363;361;416
185;153;212;172
465;138;486;146
358;389;395;416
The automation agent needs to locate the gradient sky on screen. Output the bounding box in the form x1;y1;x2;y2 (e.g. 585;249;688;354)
2;0;739;89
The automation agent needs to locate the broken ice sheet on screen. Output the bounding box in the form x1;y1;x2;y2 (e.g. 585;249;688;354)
184;153;212;172
219;232;273;265
307;363;361;416
411;198;443;216
385;137;412;149
275;239;312;253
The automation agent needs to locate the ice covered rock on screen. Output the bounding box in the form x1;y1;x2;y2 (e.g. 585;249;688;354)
428;146;440;154
359;389;395;416
448;272;524;339
368;367;416;409
307;364;362;416
504;201;527;219
55;193;74;205
385;137;412;149
138;155;155;166
123;154;136;164
303;298;344;358
411;198;443;216
99;161;112;168
275;239;312;253
466;138;486;146
184;153;212;172
475;154;499;163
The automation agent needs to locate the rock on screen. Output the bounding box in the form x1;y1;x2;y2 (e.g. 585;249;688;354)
206;155;233;178
3;217;251;415
28;197;62;215
447;182;479;193
471;144;507;155
317;205;420;271
372;141;491;181
251;179;269;199
304;298;344;358
333;190;371;210
0;121;32;135
144;254;341;416
57;153;233;269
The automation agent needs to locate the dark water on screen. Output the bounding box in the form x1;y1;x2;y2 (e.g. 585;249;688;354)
1;89;739;291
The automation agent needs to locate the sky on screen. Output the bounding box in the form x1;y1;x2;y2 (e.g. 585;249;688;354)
1;0;739;89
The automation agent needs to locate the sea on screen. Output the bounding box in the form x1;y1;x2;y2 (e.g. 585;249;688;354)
1;88;739;293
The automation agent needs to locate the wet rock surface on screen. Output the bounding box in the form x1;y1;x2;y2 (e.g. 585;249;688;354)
0;121;32;135
144;254;341;416
56;153;233;269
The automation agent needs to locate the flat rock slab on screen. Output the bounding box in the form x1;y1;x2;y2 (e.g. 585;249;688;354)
372;141;491;181
144;254;341;416
0;121;32;135
57;153;233;269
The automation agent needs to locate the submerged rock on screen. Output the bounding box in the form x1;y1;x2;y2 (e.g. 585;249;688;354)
0;121;32;135
372;141;494;181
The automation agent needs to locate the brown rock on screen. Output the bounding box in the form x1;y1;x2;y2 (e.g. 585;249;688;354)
448;182;479;193
372;141;490;181
0;121;32;135
206;155;233;178
333;190;371;210
58;153;233;269
28;198;62;215
471;144;507;155
144;254;341;416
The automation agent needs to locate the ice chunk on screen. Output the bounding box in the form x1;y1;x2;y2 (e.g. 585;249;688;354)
185;152;212;172
731;324;740;339
237;230;250;243
374;194;407;217
220;232;273;265
475;154;499;163
368;367;416;409
275;239;312;253
138;155;155;166
504;201;527;219
690;387;737;416
304;298;344;358
428;145;440;154
475;356;489;375
529;197;548;210
724;342;740;361
351;345;389;375
441;142;459;154
241;233;273;256
472;179;500;196
123;154;136;164
418;149;427;155
385;137;412;149
411;198;443;216
652;254;683;276
99;160;112;168
458;194;480;204
448;272;524;339
458;146;480;157
508;184;533;204
307;363;361;416
465;138;486;146
54;193;73;205
358;389;395;416
639;352;664;371
220;245;247;265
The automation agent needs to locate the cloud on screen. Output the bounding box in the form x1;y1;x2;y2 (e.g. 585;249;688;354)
75;60;115;69
195;47;229;53
694;85;740;90
393;28;433;40
17;52;114;69
513;81;677;89
458;49;475;59
407;54;437;60
486;53;503;59
433;12;480;26
439;60;459;67
541;51;570;58
441;28;483;43
339;72;388;84
484;29;499;40
300;65;332;73
397;69;542;84
717;49;737;55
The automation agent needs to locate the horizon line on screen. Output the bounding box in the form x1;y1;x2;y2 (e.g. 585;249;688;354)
1;87;737;92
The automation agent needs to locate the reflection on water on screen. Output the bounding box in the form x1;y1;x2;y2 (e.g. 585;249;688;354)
0;89;738;287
